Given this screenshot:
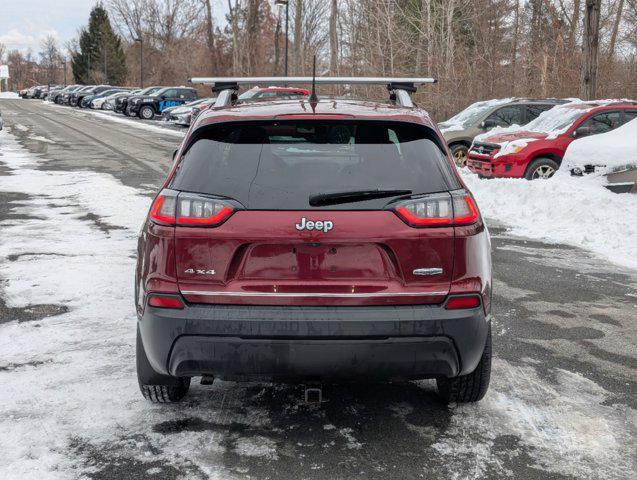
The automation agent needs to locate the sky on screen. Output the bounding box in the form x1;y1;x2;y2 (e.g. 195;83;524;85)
0;0;229;58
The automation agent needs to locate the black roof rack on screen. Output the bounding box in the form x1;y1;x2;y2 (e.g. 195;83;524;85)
188;76;437;108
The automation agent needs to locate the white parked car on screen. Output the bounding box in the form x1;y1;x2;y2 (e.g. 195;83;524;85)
564;117;637;193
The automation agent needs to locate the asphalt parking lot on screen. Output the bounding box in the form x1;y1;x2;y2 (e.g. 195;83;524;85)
0;99;635;480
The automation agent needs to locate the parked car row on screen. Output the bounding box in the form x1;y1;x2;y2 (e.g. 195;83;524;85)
19;83;312;128
19;84;63;99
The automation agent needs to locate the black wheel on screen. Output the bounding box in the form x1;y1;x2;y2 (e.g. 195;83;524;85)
124;106;132;116
450;144;469;167
136;327;190;403
436;325;492;403
139;105;155;120
524;157;559;180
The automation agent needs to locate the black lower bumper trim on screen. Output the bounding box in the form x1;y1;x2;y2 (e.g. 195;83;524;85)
138;303;490;381
169;335;459;381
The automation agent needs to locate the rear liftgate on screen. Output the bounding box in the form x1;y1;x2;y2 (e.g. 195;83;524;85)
181;76;448;402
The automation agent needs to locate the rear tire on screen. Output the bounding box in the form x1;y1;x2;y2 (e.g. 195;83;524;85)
139;105;155;120
436;325;492;403
136;327;190;403
450;144;469;168
524;157;559;180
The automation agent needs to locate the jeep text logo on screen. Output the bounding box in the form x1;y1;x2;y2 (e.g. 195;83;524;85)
295;217;334;233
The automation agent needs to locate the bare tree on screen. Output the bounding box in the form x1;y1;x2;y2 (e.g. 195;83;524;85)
293;0;303;74
201;0;216;73
39;35;61;86
329;0;338;74
608;0;625;60
580;0;602;99
245;0;260;75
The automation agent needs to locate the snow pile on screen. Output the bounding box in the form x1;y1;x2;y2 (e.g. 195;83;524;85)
564;118;637;171
463;170;637;270
0;92;20;99
438;98;515;133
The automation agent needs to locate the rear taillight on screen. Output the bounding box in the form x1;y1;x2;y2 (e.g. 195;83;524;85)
444;295;481;310
452;193;479;225
176;193;234;226
393;191;479;227
149;190;177;225
148;295;185;309
149;190;235;227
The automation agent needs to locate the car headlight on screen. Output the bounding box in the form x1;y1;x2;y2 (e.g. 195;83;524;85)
496;139;532;157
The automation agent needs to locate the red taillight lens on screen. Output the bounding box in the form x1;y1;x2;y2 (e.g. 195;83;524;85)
150;191;178;225
445;295;481;310
149;190;235;227
395;193;453;227
393;191;479;227
176;194;234;226
452;194;479;225
148;295;184;309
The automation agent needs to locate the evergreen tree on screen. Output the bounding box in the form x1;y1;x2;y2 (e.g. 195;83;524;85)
71;3;127;84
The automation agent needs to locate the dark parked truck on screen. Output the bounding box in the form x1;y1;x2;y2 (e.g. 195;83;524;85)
135;77;493;405
128;87;198;120
114;86;164;115
69;85;111;107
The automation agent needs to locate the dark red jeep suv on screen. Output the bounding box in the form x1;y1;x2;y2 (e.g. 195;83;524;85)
135;78;493;404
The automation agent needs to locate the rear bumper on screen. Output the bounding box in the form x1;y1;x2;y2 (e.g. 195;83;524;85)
138;302;490;382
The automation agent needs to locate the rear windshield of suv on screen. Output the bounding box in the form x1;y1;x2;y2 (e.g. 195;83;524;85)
170;120;457;210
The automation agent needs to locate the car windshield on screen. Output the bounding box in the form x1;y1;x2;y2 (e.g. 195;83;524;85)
442;98;515;126
139;87;161;95
170;121;456;210
524;104;596;134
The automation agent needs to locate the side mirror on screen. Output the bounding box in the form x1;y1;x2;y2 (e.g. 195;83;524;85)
161;95;166;100
481;119;497;129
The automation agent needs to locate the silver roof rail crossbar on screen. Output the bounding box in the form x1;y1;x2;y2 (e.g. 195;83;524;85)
188;76;437;108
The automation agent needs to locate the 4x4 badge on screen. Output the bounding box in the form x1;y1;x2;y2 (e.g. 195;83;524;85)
184;268;216;275
295;217;334;233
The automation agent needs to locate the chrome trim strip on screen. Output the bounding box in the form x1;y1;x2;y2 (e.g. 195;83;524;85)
413;268;443;276
181;290;448;298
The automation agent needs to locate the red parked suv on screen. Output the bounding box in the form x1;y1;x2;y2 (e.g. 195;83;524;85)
135;77;493;404
467;101;637;179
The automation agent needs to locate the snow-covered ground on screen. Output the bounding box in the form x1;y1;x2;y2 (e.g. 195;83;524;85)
564;118;637;171
464;170;637;270
43;101;186;138
0;92;20;99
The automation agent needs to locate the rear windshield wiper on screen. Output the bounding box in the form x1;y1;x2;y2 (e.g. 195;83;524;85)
309;189;412;207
